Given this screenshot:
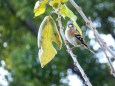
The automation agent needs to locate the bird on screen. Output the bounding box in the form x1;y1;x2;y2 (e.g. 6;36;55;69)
65;21;95;54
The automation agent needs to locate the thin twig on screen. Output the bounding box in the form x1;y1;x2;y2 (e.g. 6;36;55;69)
94;30;115;58
95;33;115;76
68;0;115;76
57;8;92;86
68;0;115;58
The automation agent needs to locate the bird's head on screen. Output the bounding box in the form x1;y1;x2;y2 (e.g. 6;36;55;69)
67;21;74;28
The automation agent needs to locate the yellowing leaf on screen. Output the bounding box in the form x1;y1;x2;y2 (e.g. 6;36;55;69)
60;0;67;2
60;4;82;35
60;4;67;18
34;0;48;17
73;20;82;35
49;0;67;8
38;16;62;68
60;4;77;20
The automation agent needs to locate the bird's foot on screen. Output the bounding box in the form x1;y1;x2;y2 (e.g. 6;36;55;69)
64;39;69;44
66;47;75;53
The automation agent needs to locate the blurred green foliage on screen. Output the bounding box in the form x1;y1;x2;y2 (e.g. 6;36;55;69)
0;0;115;86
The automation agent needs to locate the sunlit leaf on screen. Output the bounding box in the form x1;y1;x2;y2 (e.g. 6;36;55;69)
60;4;82;35
73;20;82;35
49;0;67;8
60;4;77;20
38;16;62;68
34;0;48;17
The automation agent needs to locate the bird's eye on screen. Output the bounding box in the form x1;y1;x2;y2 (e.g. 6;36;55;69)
69;23;73;25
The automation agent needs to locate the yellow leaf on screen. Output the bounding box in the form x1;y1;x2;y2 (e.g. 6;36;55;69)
60;4;77;20
60;4;67;18
73;20;82;35
34;0;48;17
49;0;67;8
60;4;82;35
60;0;67;2
38;16;62;68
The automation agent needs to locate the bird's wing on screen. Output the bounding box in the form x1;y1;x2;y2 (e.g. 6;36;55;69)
75;34;95;54
75;34;88;47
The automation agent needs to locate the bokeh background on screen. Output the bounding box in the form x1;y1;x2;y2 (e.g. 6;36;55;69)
0;0;115;86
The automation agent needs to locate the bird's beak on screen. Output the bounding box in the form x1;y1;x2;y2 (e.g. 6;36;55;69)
68;25;73;28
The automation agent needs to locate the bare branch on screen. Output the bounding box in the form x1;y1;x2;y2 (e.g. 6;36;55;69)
68;0;115;58
95;33;115;76
56;8;92;86
68;0;115;76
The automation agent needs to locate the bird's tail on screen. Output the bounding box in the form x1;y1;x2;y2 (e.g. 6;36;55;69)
83;43;95;54
75;34;95;54
87;48;95;54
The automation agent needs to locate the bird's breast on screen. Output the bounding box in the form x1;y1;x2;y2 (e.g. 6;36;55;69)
65;30;77;46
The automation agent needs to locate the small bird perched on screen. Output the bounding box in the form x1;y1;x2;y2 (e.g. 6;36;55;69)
65;21;95;54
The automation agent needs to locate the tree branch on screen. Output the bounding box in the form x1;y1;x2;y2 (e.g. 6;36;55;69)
57;9;92;86
95;34;115;77
68;0;115;76
20;18;37;36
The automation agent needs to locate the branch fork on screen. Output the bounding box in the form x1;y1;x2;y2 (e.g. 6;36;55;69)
56;7;93;86
68;0;115;77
